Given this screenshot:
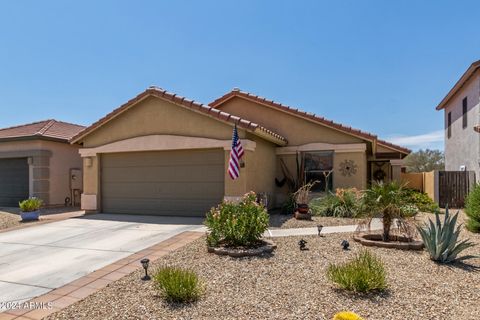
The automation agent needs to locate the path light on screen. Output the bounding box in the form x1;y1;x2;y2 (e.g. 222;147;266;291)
298;239;308;251
317;224;323;236
341;240;350;250
140;258;151;281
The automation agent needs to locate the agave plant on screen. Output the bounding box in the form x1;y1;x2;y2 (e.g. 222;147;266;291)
416;207;476;263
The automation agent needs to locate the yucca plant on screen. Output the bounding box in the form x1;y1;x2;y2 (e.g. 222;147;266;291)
416;207;477;263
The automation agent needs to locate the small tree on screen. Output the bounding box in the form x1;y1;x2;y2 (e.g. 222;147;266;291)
362;181;406;242
465;184;480;233
404;149;445;173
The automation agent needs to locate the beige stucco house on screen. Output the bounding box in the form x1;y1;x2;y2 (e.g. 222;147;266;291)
71;87;409;216
0;120;85;206
436;60;480;182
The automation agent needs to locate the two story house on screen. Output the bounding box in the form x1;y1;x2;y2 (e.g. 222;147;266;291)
437;60;480;181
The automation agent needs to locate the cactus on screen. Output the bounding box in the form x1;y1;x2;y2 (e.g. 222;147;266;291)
416;207;476;263
333;311;364;320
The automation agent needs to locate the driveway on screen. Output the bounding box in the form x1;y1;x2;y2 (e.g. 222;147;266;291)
0;214;204;308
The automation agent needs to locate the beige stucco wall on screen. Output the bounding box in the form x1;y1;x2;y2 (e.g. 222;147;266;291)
82;96;242;148
217;97;364;145
0;140;43;152
245;135;277;206
401;172;424;191
40;140;83;205
333;152;367;190
0;139;82;206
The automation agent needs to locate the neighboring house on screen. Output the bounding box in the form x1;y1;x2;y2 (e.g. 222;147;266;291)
436;60;480;181
71;87;409;216
0;120;85;206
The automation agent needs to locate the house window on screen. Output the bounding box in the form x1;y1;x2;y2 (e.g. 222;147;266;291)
462;97;468;129
303;151;333;192
447;112;452;138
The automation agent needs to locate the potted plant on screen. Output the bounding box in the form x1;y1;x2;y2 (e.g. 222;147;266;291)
293;181;317;219
19;197;43;221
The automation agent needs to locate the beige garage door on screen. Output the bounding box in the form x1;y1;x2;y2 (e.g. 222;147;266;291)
101;149;224;216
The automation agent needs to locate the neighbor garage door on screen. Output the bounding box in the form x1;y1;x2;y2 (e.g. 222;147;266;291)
101;149;224;216
0;158;29;207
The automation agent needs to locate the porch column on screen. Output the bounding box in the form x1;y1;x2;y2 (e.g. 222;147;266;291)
390;159;404;182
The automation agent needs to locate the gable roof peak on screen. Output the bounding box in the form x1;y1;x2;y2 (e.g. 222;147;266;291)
70;87;287;145
210;89;411;155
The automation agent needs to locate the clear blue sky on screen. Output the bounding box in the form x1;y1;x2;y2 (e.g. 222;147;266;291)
1;1;478;150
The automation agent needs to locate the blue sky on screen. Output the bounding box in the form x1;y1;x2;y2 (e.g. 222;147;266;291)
0;1;478;150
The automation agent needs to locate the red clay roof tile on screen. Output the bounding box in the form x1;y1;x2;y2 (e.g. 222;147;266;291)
0;120;85;142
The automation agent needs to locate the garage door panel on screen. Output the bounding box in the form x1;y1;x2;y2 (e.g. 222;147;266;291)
0;158;29;207
101;150;224;216
103;150;224;168
102;182;224;198
102;198;217;216
102;166;224;183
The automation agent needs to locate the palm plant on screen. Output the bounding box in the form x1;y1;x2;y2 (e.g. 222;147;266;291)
416;207;476;263
362;181;406;242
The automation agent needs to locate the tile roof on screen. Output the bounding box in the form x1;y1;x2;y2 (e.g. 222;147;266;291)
70;87;288;145
0;120;86;142
436;60;480;110
376;138;411;154
210;88;411;154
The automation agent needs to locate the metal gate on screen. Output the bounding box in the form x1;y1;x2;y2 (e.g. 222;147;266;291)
438;171;472;208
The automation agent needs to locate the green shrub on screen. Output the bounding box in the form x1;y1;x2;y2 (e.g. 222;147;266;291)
417;207;476;263
310;188;362;218
204;191;269;247
327;249;387;293
465;184;480;233
19;197;43;212
402;188;439;213
400;204;419;217
281;193;296;215
153;266;203;303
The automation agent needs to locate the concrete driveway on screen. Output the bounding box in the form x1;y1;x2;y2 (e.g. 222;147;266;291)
0;214;204;308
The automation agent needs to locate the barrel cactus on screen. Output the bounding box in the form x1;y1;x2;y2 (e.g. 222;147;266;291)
416;207;476;263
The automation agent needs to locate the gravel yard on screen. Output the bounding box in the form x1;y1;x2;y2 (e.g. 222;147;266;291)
47;225;480;320
270;213;359;229
0;209;23;230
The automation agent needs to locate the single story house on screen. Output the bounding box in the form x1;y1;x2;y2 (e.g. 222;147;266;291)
71;87;409;216
0;120;85;206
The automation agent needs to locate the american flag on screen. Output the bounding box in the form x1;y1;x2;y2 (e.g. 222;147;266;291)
228;125;244;180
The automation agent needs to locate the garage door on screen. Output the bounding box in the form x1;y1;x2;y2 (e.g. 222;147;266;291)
101;149;225;216
0;158;29;207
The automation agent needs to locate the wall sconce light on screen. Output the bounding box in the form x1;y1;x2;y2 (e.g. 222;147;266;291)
85;157;93;167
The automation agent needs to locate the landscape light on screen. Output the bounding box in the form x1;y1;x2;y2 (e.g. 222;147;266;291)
140;258;151;281
341;240;350;250
317;224;323;236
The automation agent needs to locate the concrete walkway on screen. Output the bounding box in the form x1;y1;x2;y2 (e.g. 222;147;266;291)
265;218;384;237
0;214;204;309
